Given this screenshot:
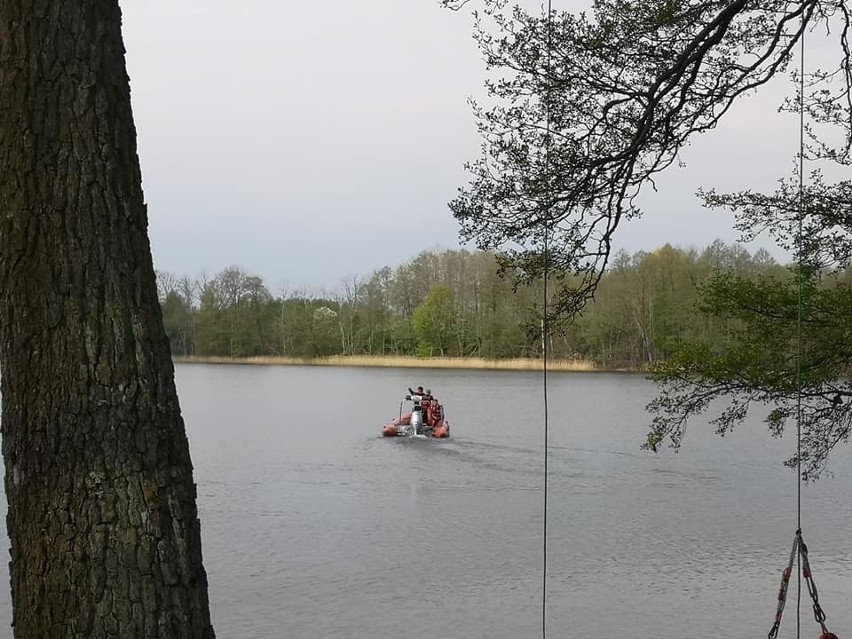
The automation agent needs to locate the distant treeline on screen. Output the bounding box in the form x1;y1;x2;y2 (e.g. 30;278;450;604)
157;241;818;369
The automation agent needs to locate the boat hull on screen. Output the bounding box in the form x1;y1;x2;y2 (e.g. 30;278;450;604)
381;411;450;439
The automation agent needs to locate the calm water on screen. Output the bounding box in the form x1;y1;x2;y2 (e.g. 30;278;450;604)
1;364;851;638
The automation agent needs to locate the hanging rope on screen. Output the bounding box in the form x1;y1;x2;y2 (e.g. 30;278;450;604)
541;2;553;638
767;12;837;639
795;8;806;638
768;531;836;639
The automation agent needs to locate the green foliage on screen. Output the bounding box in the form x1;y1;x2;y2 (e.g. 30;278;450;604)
647;268;852;479
195;290;230;356
413;285;457;357
159;242;787;367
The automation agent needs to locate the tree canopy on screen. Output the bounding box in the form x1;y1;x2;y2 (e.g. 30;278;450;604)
646;267;852;479
442;0;851;315
442;0;852;475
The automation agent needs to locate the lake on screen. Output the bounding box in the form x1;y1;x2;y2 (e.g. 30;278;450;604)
1;363;850;638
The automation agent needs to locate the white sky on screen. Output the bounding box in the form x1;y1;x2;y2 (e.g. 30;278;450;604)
121;1;806;293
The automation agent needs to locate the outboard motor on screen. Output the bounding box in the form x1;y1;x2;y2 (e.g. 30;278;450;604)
410;406;423;434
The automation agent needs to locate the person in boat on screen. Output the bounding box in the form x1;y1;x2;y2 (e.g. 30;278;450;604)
418;388;445;428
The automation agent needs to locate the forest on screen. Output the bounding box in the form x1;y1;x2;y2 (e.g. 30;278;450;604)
155;240;827;369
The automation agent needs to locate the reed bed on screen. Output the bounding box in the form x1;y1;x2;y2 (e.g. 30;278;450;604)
175;354;599;372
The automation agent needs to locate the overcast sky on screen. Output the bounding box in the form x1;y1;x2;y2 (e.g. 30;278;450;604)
121;1;804;293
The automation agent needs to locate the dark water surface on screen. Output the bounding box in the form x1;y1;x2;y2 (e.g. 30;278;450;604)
1;363;850;638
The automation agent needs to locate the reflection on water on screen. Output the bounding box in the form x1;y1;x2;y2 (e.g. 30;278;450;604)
0;364;850;638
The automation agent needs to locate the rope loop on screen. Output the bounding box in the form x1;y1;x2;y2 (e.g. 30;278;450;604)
768;531;835;638
767;533;799;639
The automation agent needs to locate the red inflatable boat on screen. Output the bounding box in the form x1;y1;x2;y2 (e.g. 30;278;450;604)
382;393;450;439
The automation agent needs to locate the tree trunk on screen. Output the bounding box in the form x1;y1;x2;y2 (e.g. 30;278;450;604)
0;2;215;637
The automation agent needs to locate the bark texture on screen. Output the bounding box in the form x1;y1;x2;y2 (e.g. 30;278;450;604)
0;1;215;637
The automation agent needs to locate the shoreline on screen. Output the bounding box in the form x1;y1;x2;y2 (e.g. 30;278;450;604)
173;355;640;373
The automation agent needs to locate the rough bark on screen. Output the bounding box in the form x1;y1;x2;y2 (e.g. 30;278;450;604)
0;1;215;637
